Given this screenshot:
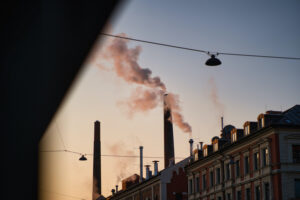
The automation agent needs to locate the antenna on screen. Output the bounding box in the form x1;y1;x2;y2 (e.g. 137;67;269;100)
221;116;224;130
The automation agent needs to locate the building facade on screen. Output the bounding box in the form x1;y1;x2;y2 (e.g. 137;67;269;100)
186;105;300;200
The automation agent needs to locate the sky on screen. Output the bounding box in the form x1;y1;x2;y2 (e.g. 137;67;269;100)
39;1;300;199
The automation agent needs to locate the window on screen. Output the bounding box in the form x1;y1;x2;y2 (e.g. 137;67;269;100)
245;125;250;135
188;179;193;194
204;148;208;157
226;163;230;180
254;152;259;170
258;117;264;129
194;151;199;161
232;132;237;142
216;168;221;184
213;142;218;152
226;193;231;200
244;156;249;175
255;185;261;200
210;171;214;187
293;145;300;163
237;190;241;200
218;197;222;200
235;160;240;177
246;188;251;200
195;177;200;192
262;148;269;167
295;179;300;198
264;182;270;200
202;174;206;190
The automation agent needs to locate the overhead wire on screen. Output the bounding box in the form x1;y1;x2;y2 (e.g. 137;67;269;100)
100;33;300;60
40;189;86;200
39;149;185;159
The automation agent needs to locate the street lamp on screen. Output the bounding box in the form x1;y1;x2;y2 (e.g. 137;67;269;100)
79;154;87;161
205;53;222;66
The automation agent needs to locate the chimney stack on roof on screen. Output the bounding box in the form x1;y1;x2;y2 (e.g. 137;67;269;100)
145;165;151;180
200;142;203;150
189;139;194;157
153;160;159;176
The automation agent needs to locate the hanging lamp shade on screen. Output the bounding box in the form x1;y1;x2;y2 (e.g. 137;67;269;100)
79;155;87;161
205;55;222;66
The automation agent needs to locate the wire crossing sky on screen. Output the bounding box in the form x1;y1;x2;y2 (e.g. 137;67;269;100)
40;149;185;159
101;33;300;60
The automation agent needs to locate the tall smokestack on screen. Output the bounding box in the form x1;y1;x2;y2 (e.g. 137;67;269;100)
139;146;143;183
93;121;101;199
164;94;175;168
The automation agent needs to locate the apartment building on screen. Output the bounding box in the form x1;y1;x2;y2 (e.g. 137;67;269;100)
186;105;300;200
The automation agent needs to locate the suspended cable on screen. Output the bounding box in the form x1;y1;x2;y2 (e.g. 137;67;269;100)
101;33;207;54
39;149;185;159
40;189;86;200
100;33;300;60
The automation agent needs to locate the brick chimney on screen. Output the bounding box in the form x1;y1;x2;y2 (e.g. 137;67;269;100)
164;94;175;168
93;121;101;199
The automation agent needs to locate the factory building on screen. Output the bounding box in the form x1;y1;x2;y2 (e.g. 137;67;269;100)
107;95;190;200
108;158;189;200
186;105;300;200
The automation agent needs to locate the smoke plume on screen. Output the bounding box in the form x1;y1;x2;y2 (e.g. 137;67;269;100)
99;33;191;134
164;93;192;134
104;33;166;90
209;77;224;115
108;141;136;184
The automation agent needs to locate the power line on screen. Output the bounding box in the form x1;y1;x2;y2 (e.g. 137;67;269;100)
100;33;300;60
101;33;207;54
40;189;86;200
39;149;185;159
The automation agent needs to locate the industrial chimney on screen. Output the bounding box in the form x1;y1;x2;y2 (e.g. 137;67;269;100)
139;146;143;183
164;94;175;168
93;121;101;199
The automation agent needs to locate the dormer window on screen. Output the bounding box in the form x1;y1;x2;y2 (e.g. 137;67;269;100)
261;117;265;128
203;148;208;157
257;114;265;129
194;152;198;160
232;132;237;142
245;125;250;135
213;142;218;152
